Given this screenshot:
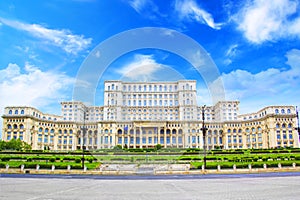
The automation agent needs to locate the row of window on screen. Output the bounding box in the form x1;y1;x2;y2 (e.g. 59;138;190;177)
7;124;24;129
8;110;24;115
6;132;23;140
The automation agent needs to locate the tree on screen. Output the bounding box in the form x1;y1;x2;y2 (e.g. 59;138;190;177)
0;139;31;151
154;144;162;151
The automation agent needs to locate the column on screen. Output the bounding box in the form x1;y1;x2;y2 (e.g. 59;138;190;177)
133;127;136;148
164;127;167;148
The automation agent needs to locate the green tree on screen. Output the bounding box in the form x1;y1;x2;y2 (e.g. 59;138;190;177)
154;144;162;151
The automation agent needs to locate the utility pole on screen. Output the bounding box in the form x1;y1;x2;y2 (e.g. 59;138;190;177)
201;105;208;169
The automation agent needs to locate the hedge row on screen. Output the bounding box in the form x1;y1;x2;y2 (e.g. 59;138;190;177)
0;155;96;163
191;160;300;169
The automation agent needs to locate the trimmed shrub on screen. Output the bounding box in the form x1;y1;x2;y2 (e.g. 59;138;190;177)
49;157;56;162
75;157;81;163
88;157;93;163
221;163;234;169
26;157;33;162
0;162;6;168
1;157;10;162
235;163;249;169
252;163;264;168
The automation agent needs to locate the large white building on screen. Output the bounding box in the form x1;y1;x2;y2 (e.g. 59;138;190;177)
2;80;300;150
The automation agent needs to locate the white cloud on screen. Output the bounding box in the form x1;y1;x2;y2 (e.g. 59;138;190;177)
234;0;300;43
116;54;185;81
224;44;238;65
117;54;164;81
215;48;300;113
0;63;74;109
175;0;222;30
0;17;92;54
128;0;160;19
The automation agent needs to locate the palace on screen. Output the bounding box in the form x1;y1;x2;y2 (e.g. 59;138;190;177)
2;80;299;150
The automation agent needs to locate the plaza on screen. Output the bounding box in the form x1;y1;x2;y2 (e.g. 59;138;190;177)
1;173;300;200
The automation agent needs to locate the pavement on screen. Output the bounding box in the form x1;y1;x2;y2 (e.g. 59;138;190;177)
1;173;300;200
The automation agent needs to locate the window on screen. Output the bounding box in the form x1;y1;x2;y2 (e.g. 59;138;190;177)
8;110;12;115
21;110;24;114
15;110;18;115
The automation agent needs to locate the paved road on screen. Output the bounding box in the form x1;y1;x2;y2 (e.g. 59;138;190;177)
1;173;300;200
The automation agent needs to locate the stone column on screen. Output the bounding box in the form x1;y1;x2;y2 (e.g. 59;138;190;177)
133;127;136;148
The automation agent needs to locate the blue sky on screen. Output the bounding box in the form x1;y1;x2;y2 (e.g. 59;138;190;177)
0;0;300;132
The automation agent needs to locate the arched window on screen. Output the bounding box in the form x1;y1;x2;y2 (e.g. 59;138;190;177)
15;110;18;115
186;99;190;105
39;127;43;132
50;129;55;133
69;130;73;134
227;129;231;133
21;110;24;114
252;127;256;132
7;124;12;129
13;124;18;129
276;123;280;128
282;124;286;128
281;109;285;114
19;124;24;129
288;123;292;128
117;129;122;134
8;110;12;115
287;109;291;114
45;128;49;133
275;109;279;114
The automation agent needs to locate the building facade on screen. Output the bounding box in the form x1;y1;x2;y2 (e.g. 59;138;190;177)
2;80;300;150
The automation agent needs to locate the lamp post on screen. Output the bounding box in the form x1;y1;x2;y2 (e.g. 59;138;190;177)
296;106;300;142
81;109;87;169
201;105;208;169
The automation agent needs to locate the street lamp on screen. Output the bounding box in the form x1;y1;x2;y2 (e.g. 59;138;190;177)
201;105;208;169
296;106;300;142
81;109;87;169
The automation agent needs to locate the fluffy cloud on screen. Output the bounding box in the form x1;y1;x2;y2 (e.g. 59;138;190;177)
116;54;184;81
117;54;164;81
0;17;92;54
0;63;74;109
175;0;222;30
234;0;300;43
216;49;300;112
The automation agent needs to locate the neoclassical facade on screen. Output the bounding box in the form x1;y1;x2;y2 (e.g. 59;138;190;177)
2;80;299;150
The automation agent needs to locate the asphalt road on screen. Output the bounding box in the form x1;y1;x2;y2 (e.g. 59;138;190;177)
1;173;300;200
